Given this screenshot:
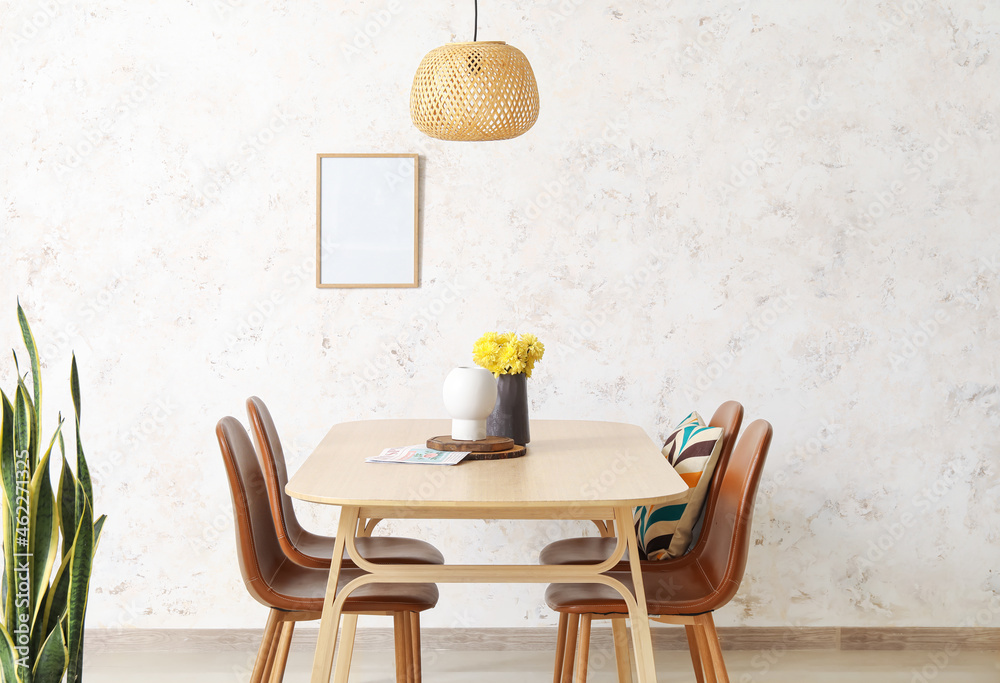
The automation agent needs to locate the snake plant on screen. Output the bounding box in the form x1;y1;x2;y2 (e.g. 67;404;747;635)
0;303;106;683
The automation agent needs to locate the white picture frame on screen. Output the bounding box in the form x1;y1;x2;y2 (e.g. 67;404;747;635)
316;153;419;288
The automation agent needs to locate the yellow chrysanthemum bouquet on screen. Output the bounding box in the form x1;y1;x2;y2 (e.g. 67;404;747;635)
473;332;545;377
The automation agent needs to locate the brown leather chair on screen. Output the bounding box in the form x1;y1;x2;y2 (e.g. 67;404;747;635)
217;417;439;683
545;419;773;683
246;396;445;569
541;401;743;683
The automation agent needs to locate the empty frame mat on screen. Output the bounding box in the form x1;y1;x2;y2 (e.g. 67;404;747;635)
316;154;419;288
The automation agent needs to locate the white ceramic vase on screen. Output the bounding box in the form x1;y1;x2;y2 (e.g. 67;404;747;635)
442;367;498;441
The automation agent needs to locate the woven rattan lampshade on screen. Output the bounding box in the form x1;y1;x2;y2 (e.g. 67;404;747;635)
410;41;540;142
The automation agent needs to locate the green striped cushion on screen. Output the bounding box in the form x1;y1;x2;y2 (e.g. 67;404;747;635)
633;412;723;560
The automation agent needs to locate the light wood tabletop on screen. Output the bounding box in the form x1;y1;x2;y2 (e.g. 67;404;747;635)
287;419;686;515
287;419;686;683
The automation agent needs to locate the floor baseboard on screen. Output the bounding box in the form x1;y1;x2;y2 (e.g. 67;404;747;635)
84;627;1000;654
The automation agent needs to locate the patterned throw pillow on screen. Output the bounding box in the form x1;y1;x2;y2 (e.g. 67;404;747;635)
633;412;724;560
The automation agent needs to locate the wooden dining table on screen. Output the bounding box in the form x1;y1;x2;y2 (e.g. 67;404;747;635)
286;418;687;683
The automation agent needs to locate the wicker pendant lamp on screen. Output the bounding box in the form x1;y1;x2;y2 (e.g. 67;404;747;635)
410;0;539;142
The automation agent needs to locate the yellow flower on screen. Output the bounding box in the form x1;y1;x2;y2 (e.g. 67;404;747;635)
472;331;544;377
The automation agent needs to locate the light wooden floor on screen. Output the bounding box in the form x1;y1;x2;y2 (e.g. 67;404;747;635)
86;648;1000;682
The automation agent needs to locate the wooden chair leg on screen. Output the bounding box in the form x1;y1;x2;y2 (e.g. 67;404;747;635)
269;620;295;683
403;611;415;683
692;617;718;683
261;624;281;683
553;613;569;683
611;618;632;683
560;614;580;683
685;625;706;683
394;612;412;683
333;614;359;683
410;612;422;683
698;613;729;683
251;610;282;683
572;615;592;683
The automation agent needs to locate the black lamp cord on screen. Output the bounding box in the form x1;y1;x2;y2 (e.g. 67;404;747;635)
473;0;478;41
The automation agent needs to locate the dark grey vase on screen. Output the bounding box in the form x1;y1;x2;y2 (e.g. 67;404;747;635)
487;373;530;446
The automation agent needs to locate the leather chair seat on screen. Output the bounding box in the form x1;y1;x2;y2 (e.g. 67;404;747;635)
544;561;725;617
292;529;445;566
266;561;439;613
539;537;629;568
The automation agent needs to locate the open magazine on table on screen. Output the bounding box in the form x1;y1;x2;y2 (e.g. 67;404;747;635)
366;445;470;465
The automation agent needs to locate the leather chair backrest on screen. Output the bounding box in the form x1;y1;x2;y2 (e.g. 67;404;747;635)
216;416;286;605
709;401;744;465
688;419;772;610
681;401;744;556
246;397;305;555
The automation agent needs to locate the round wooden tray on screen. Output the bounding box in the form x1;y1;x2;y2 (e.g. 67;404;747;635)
427;435;514;452
464;445;526;461
426;435;526;461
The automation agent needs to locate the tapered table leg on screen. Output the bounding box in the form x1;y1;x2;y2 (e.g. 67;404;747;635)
615;506;657;683
309;506;360;683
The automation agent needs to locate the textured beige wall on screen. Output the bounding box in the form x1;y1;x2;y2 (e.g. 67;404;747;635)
1;0;998;631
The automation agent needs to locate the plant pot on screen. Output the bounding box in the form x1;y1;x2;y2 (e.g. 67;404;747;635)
487;373;530;446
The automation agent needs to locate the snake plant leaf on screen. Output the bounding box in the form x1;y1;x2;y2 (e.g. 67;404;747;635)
68;357;80;427
14;374;39;473
16;303;41;441
92;515;107;556
31;627;65;683
38;554;71;645
14;384;31;474
64;487;92;683
0;625;23;683
69;357;93;527
1;390;15;515
28;428;62;657
57;450;76;563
